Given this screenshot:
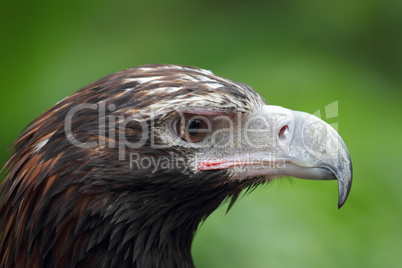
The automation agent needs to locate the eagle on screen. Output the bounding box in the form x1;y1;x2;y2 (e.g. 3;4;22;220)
0;64;352;268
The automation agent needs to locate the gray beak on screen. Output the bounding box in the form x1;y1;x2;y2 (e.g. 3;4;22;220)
264;105;353;208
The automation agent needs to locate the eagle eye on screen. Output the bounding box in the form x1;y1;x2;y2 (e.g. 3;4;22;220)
175;114;210;143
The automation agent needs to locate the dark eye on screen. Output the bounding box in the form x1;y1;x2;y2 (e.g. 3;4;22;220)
175;114;210;143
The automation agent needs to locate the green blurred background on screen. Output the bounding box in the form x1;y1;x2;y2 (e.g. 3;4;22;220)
1;0;401;267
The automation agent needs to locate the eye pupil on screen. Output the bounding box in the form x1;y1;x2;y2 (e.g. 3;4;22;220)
188;119;200;135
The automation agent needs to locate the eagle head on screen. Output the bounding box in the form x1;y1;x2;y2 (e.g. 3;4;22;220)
0;64;352;267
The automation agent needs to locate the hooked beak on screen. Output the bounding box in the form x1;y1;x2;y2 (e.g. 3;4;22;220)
199;105;353;209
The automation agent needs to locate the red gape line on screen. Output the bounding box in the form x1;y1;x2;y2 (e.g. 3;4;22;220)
199;160;250;170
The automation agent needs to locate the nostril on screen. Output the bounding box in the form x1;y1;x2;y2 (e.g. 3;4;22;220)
278;125;289;141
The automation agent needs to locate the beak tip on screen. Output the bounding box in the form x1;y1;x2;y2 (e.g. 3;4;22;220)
336;138;353;210
337;167;353;209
